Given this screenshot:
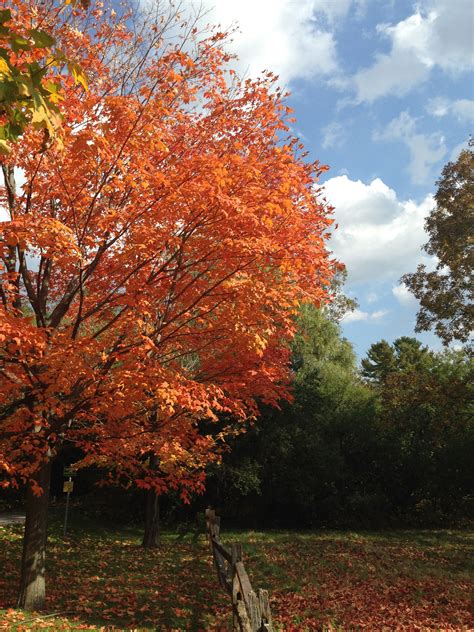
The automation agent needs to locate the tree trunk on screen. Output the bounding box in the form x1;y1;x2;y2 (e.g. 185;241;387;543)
142;489;160;548
17;460;52;611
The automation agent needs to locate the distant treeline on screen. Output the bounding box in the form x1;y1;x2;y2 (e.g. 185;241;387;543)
2;307;472;529
197;308;473;528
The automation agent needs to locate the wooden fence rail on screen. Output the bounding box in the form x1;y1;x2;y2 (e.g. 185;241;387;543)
205;508;274;632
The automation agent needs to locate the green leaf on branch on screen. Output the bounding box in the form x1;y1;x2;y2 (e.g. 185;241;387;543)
28;29;57;48
0;9;12;24
10;35;30;52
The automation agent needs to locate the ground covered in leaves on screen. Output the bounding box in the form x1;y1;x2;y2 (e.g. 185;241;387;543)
0;514;472;631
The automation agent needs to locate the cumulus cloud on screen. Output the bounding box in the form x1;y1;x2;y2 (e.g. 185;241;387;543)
312;0;354;22
374;111;446;185
426;97;474;123
392;283;417;306
342;308;389;323
323;175;435;283
321;121;345;149
182;0;347;85
352;0;473;102
450;139;471;161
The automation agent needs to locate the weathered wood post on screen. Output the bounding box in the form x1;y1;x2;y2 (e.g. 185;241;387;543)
204;510;274;632
205;507;216;553
231;542;243;631
257;589;273;631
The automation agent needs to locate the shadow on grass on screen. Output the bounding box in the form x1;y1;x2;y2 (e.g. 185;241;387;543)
1;515;473;631
1;515;229;631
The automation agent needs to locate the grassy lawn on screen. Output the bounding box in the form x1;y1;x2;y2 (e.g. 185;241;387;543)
0;513;472;631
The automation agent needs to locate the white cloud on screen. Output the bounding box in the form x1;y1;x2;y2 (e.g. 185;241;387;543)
323;174;435;283
451;101;473;122
371;309;389;320
353;48;428;103
342;309;366;323
374;111;446;185
426;97;450;118
312;0;354;22
392;283;417;306
426;97;474;123
185;0;345;85
351;0;473;102
321;121;345;149
342;308;389;323
366;292;378;304
450;139;470;161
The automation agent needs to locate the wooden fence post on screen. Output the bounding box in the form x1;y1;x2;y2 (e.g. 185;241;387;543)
205;507;216;553
248;590;260;630
231;543;242;631
205;511;274;632
258;589;273;631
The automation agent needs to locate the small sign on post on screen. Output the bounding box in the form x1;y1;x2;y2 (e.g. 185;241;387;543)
63;480;74;493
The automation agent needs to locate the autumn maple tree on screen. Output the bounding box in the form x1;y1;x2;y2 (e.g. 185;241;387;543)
0;0;336;610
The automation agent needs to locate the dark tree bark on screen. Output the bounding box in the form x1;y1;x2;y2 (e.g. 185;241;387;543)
17;459;52;610
142;489;160;549
141;411;160;548
142;488;160;548
142;446;160;549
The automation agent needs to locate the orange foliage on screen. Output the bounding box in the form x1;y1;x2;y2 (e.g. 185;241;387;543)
0;0;336;496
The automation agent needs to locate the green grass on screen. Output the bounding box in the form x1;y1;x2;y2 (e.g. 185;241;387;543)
0;513;472;631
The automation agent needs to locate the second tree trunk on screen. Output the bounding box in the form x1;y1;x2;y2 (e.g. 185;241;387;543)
142;489;160;548
17;459;52;610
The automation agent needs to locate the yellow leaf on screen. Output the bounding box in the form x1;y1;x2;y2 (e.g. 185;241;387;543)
69;63;88;90
0;139;11;154
0;58;11;77
17;78;32;97
31;105;49;125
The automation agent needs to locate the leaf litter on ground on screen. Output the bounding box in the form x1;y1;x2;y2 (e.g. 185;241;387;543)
1;520;472;630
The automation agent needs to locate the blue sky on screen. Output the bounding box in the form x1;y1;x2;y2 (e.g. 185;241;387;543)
192;0;473;358
1;1;471;359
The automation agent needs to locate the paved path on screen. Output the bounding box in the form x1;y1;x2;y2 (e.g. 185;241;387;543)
0;513;25;525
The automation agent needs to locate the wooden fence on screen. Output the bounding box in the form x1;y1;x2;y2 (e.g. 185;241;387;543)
205;508;274;632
